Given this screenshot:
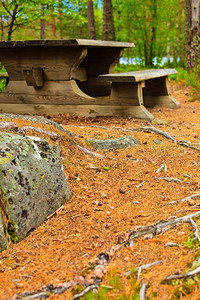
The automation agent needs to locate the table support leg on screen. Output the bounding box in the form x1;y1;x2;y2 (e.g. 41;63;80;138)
109;81;154;120
143;76;180;108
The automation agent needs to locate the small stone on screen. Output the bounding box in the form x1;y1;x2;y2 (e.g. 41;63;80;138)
152;119;168;125
153;139;163;145
93;265;106;278
164;242;180;248
188;199;196;206
132;201;140;204
73;276;85;285
119;188;125;194
126;154;132;157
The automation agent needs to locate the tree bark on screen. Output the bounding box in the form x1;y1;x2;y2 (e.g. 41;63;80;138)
58;0;63;39
0;16;4;41
51;6;56;39
40;5;45;40
103;0;115;41
179;0;184;64
185;0;200;70
87;0;96;39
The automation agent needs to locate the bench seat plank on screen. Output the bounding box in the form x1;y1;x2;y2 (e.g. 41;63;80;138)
98;69;177;82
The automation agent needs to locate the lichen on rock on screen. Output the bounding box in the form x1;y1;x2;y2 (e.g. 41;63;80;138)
0;132;72;250
87;136;140;150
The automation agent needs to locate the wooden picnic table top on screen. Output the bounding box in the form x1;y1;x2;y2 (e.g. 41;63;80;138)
0;39;135;48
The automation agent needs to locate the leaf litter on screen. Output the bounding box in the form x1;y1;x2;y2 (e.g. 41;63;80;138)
0;86;199;299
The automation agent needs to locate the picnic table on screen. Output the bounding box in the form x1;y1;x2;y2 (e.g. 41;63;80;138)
0;39;180;120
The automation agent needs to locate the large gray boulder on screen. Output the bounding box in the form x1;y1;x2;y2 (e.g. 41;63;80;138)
0;132;72;250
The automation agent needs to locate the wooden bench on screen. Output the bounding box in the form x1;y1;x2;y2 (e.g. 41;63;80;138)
98;69;180;119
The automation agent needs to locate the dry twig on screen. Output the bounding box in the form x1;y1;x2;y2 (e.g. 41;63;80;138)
74;143;105;158
167;193;200;205
164;266;200;282
136;127;176;142
73;285;98;299
139;283;147;300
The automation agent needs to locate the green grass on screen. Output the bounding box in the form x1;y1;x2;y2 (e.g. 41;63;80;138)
0;65;7;93
76;268;142;300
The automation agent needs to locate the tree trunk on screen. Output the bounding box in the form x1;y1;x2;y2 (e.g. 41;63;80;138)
7;3;18;41
40;5;46;40
87;0;96;39
185;0;200;70
0;16;4;41
103;0;115;41
51;6;56;39
179;0;184;64
58;0;63;39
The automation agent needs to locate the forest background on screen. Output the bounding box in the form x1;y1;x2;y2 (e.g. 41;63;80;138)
0;0;199;93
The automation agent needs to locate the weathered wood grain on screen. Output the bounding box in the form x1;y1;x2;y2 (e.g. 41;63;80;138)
0;39;135;48
110;82;143;106
0;80;146;106
0;47;87;81
23;68;44;87
143;77;181;108
0;104;153;120
98;69;178;82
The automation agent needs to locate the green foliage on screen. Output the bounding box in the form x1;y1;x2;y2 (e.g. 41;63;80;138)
112;0;184;67
0;78;6;93
169;66;200;95
78;268;141;300
181;234;199;250
172;279;196;300
7;220;18;243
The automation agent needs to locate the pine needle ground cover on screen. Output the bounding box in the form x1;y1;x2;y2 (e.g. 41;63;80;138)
0;85;200;299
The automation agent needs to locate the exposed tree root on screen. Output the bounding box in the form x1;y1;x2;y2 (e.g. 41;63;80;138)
167;193;200;205
136;127;176;142
164;265;200;282
139;282;147;300
73;285;98;300
74;143;106;158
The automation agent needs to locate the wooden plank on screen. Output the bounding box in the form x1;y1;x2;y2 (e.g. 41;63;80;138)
0;39;135;48
0;47;87;81
23;68;43;87
143;76;180;108
0;104;153;120
110;82;143;106
98;69;178;82
143;95;181;109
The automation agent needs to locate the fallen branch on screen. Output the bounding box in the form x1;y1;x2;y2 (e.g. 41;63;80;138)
74;143;106;158
46;205;64;219
157;177;182;183
136;127;176;142
123;260;162;278
137;260;162;280
178;141;200;152
22;126;61;140
164;265;200;282
139;283;147;300
167;193;200;205
190;218;200;243
128;211;200;245
156;164;167;173
73;285;98;299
